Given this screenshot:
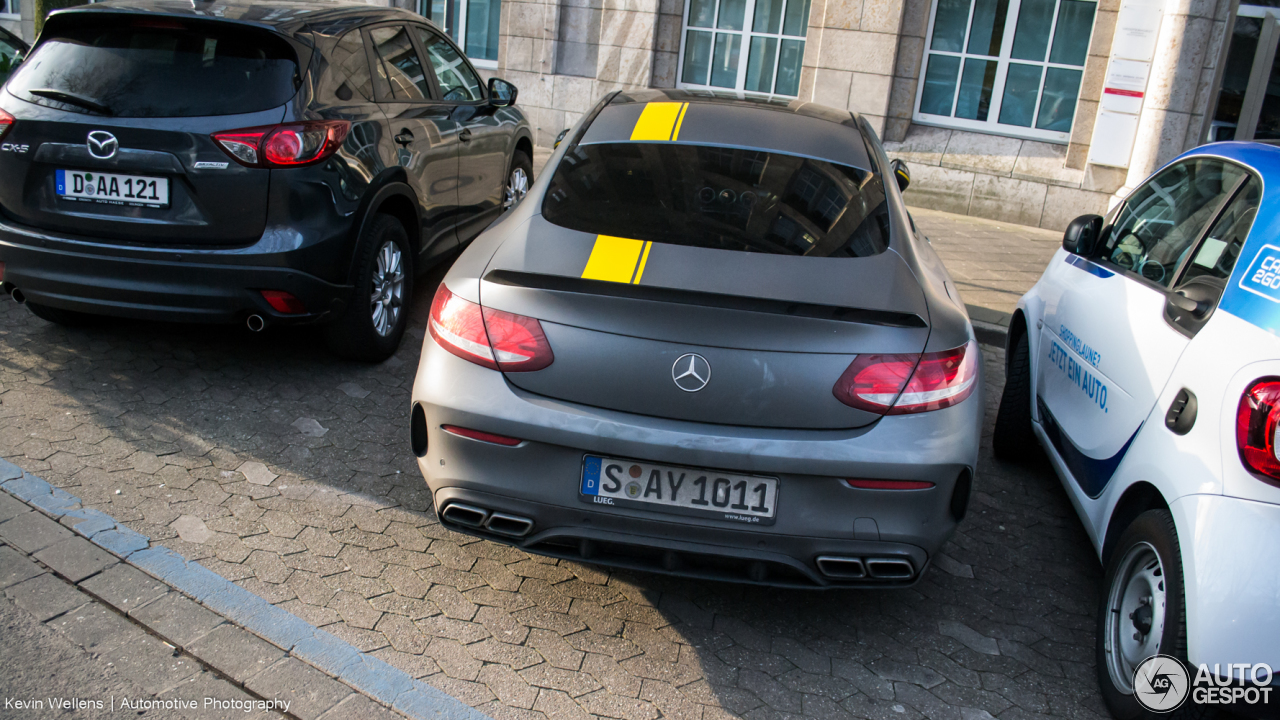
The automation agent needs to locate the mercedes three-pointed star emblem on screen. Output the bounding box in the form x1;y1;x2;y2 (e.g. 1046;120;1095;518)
672;353;711;393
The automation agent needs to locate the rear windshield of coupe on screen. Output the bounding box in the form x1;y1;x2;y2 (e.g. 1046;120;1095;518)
7;15;300;118
542;142;890;257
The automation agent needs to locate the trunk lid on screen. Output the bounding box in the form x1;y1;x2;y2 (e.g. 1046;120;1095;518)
0;12;302;245
479;216;931;429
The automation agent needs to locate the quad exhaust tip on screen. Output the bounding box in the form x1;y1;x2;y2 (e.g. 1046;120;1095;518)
440;502;533;538
816;555;915;581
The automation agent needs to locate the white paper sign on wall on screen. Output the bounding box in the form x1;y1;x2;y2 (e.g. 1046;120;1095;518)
1087;0;1165;168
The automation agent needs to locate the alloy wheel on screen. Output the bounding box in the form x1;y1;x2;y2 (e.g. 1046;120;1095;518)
504;166;529;209
1103;541;1167;693
370;239;404;337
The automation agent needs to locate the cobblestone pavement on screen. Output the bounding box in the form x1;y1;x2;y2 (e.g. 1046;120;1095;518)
912;208;1062;317
0;238;1112;720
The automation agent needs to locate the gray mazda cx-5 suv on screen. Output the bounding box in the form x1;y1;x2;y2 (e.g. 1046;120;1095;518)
0;0;533;360
410;90;983;588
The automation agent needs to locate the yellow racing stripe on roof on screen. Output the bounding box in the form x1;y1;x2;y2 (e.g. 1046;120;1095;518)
672;103;689;141
582;235;646;283
630;102;687;141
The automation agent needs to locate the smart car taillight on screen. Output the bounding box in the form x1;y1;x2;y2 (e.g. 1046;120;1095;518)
1237;378;1280;482
834;340;978;414
0;108;14;143
428;285;554;372
212;120;350;168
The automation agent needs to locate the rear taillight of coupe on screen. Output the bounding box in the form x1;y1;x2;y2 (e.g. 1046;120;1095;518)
212;120;351;168
428;285;554;372
0;108;14;143
1237;378;1280;483
833;339;978;414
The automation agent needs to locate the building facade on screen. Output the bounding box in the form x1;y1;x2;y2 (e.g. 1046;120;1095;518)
5;0;1278;229
429;0;1280;229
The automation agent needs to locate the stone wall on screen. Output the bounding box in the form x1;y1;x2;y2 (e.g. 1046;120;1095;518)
1;0;33;42
1121;0;1232;192
795;0;906;134
886;126;1126;230
496;0;661;146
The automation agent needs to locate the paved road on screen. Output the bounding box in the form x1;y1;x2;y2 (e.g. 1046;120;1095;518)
0;216;1112;720
0;591;191;719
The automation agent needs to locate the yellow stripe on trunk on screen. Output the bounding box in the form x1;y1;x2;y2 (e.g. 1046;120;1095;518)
630;102;687;141
582;236;646;282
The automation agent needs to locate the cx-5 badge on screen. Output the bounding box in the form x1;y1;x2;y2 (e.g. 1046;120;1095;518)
672;353;711;392
86;130;118;160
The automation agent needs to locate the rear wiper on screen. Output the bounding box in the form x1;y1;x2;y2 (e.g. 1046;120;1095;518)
27;88;113;116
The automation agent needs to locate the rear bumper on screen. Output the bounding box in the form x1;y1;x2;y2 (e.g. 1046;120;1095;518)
0;216;353;324
1172;493;1280;672
411;337;985;589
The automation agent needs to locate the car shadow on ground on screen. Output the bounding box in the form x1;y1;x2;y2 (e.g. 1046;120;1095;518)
0;268;1117;720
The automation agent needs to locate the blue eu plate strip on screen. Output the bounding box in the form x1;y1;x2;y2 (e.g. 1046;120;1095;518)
581;455;602;495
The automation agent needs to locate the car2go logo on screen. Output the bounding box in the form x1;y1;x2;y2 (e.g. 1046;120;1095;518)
1239;243;1280;303
1133;656;1274;713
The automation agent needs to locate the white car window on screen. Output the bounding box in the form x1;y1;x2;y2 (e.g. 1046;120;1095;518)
1180;176;1259;286
1103;158;1247;287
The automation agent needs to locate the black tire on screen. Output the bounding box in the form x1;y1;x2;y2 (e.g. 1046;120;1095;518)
993;330;1038;460
25;301;95;326
503;150;533;210
324;214;413;362
1096;510;1206;720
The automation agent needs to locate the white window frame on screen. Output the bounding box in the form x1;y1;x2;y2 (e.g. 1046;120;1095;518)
674;0;809;98
418;0;498;70
913;0;1095;144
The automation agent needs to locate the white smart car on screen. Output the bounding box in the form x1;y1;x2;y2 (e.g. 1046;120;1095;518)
994;143;1280;718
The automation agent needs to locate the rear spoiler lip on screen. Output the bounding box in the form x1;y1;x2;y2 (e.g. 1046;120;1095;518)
483;269;928;329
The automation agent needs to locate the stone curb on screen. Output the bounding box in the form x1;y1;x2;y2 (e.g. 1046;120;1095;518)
0;458;492;720
967;304;1010;348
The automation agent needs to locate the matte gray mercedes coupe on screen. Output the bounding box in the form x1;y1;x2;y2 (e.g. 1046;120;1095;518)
410;90;983;588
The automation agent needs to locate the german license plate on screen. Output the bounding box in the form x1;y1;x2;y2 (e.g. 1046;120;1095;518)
56;169;169;208
580;455;778;525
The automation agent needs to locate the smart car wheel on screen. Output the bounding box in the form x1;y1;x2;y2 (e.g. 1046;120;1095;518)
993;330;1038;460
324;213;413;362
26;301;95;326
503;150;532;209
1096;510;1202;720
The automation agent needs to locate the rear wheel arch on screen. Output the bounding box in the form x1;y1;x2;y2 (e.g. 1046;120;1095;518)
348;176;420;284
1102;482;1169;564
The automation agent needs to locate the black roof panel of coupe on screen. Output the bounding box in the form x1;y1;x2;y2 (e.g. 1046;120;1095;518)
579;89;875;172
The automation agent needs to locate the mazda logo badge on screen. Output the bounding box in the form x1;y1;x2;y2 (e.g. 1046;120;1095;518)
86;131;118;160
672;353;711;392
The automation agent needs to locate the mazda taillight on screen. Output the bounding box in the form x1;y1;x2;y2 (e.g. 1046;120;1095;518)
1237;378;1280;482
834;340;978;414
212;120;351;168
428;285;554;372
0;108;14;143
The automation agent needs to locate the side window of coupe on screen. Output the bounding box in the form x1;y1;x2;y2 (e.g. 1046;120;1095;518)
1102;158;1246;287
416;29;484;103
370;25;431;100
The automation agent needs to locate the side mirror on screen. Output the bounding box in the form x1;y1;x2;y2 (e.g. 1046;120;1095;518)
1063;214;1104;256
488;77;518;107
890;158;910;192
553;129;569;149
